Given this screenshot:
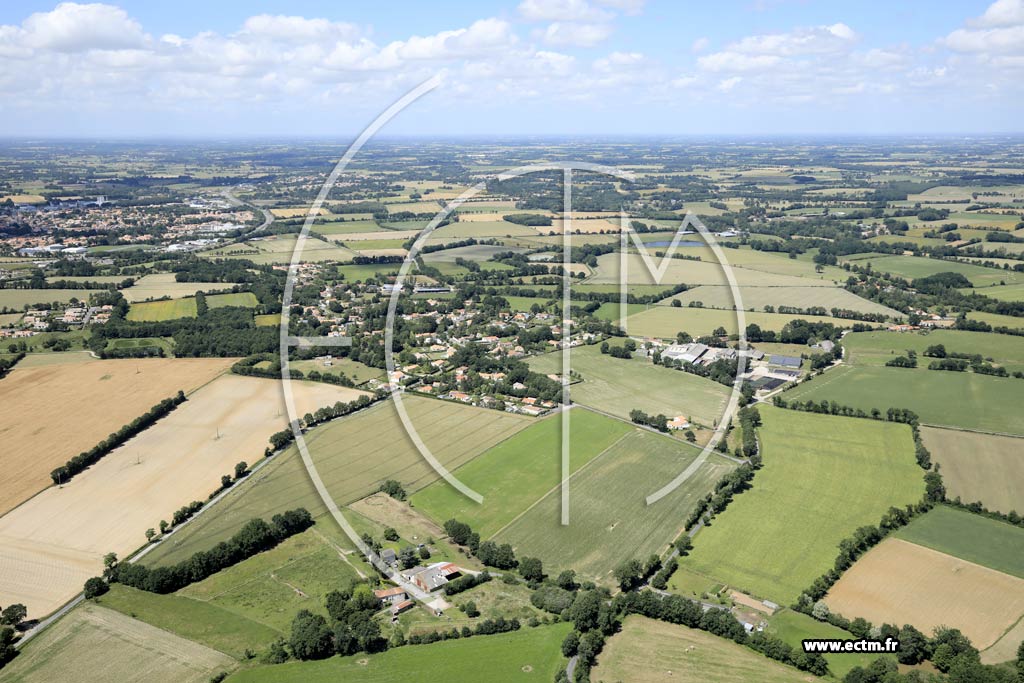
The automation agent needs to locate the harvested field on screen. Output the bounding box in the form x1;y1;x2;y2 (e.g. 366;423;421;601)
0;357;233;514
620;305;877;338
921;427;1024;515
0;602;234;683
0;375;365;618
0;289;91;309
824;538;1024;649
593;615;810;683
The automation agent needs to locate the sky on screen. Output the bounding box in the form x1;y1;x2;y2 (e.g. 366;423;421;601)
0;0;1022;137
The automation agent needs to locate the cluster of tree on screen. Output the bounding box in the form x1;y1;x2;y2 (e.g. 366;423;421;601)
650;556;678;590
170;499;204;527
600;338;635;359
885;354;917;368
376;479;407;501
0;351;25;379
289;584;385;660
928;358;970;372
407;617;522;647
107;509;312;594
0;627;16;671
0;604;26;629
612;555;663;592
443;519;518;570
50;391;186;484
97;344;166;359
444;570;492;596
502;213;552;226
629;409;669;432
677;356;739;388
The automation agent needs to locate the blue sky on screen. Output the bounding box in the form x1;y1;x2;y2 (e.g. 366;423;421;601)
0;0;1021;136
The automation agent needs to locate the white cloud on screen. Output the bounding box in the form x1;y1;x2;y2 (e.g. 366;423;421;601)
592;0;646;15
240;14;360;43
691;37;710;53
541;22;612;47
698;51;781;72
717;76;742;92
20;2;147;52
972;0;1024;27
725;22;857;57
518;0;613;23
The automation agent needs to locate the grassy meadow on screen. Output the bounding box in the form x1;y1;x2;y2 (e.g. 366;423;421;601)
894;505;1024;579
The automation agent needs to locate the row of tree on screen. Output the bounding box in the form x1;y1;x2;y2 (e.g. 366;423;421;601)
50;391;186;484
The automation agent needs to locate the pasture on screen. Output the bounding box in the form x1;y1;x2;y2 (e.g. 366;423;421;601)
843;329;1024;371
98;585;280;659
681;407;923;605
0;357;232;514
411;408;633;539
313;219;382;234
852;255;1021;287
594;616;810;683
783;364;1023;435
894;505;1024;579
126;297;197;321
0;289;90;309
527;344;729;426
203;235;356;264
824;538;1024;650
432;221;539;238
179;526;363;631
495;429;735;583
921;427;1024;514
766;609;892;677
973;282;1024;301
588;252;839;288
290;356;385;385
0;375;363;618
664;285;902;319
0;603;235;683
226;622;571;683
121;273;232;302
144;396;532;567
620;305;877;339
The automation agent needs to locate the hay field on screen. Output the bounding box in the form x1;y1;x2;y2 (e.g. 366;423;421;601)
126;297;196;320
422;244;520;263
589;252;841;287
594;616;810;683
527;344;729;426
620;305;877;338
432;221;538;238
0;289;90;309
783;364;1023;435
142;396;532;567
412;409;633;539
664;285;902;318
681;407;923;605
824;538;1024;649
853;255;1021;287
227;622;571;683
844;329;1024;371
0;603;234;683
921;428;1024;514
270;207;325;218
495;430;734;583
0;375;364;619
203;235;355;264
0;357;233;514
329;229;418;241
122;273;232;302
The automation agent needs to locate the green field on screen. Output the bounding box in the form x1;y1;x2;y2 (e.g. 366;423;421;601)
121;273;232;301
664;285;902;318
0;289;90;310
527;344;729;426
594;616;810;683
203;235;356;264
680;407;924;604
412;408;633;538
851;255;1021;287
144;396;531;566
921;427;1024;515
337;263;401;281
894;505;1024;579
432;221;539;238
291;357;385;385
126;297;197;321
254;313;281;326
589;252;841;288
178;527;364;631
227;622;571;683
208;292;259;308
973;282;1024;301
97;585;279;660
968;311;1024;330
783;364;1024;435
0;602;236;683
495;429;735;582
843;329;1024;372
766;609;895;677
314;219;382;234
620;305;878;338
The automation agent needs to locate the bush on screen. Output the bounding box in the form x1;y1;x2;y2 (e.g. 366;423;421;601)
83;577;109;599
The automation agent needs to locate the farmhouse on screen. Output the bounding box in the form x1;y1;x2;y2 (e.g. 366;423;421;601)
402;562;462;592
668;416;691;430
663;342;708;365
374;586;407;604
